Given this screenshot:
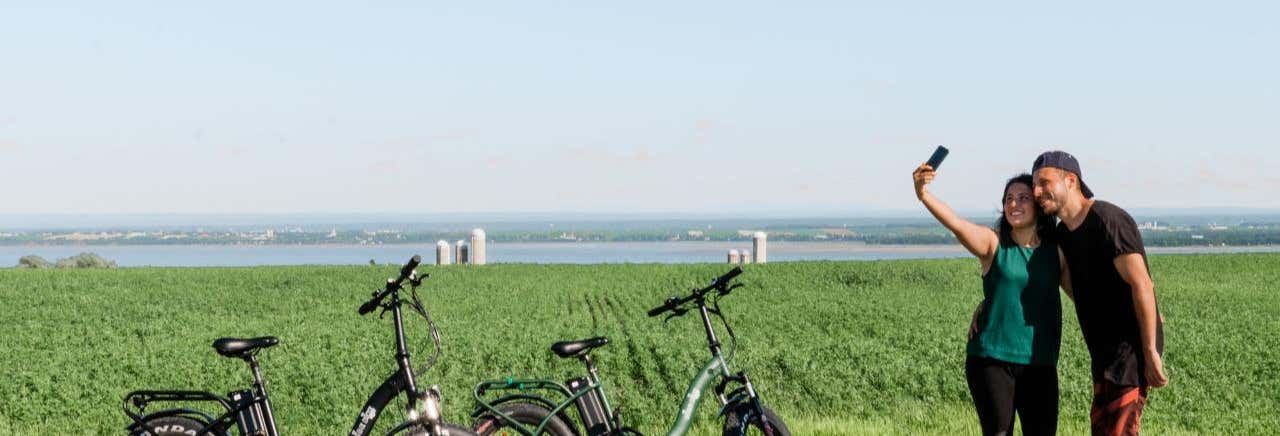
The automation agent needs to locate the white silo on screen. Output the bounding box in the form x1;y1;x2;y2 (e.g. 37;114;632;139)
752;232;767;263
470;228;487;265
436;240;451;265
740;250;751;264
727;249;740;264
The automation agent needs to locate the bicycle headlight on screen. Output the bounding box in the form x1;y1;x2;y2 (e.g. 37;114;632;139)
408;385;443;425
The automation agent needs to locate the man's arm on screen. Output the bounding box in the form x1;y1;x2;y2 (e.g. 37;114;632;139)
1115;253;1167;388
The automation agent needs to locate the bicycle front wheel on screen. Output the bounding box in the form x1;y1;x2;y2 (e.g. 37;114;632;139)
403;421;480;436
722;404;790;436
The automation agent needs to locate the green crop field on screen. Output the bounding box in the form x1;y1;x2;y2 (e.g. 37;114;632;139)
2;254;1278;435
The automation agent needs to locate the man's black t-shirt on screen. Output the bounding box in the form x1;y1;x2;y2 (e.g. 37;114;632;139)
1057;200;1165;387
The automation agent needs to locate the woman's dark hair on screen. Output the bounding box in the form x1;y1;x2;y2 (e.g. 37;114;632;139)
995;173;1056;246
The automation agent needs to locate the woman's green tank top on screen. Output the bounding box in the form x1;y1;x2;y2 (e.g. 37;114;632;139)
966;240;1062;366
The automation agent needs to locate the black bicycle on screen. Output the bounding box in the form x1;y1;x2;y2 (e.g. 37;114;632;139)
471;266;790;436
123;255;476;436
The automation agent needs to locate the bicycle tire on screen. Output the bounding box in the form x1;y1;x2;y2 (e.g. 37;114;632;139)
473;402;577;436
129;415;216;436
722;404;790;436
404;422;480;436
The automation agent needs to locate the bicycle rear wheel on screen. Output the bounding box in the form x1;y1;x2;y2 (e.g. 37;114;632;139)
473;402;577;436
129;416;218;436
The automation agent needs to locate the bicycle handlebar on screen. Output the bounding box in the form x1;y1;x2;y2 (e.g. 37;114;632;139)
647;267;743;317
397;255;422;285
710;266;743;289
647;297;680;317
358;297;383;315
358;255;423;315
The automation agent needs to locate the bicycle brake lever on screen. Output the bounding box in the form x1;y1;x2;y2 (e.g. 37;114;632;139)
410;272;429;288
663;307;689;323
723;283;744;295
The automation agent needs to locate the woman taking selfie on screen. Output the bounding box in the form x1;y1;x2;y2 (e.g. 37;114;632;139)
913;162;1071;435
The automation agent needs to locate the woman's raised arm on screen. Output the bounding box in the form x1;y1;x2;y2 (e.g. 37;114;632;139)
913;163;999;264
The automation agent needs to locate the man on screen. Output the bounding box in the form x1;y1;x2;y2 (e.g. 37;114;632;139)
1031;151;1166;436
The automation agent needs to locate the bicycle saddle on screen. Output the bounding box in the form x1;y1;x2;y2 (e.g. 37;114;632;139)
551;336;609;358
212;336;279;358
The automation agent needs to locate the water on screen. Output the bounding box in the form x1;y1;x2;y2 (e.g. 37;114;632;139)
3;242;1276;267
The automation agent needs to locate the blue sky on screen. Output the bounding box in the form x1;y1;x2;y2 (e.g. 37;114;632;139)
2;2;1276;215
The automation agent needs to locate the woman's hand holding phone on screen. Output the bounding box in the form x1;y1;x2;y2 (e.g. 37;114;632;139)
914;146;948;200
913;163;936;200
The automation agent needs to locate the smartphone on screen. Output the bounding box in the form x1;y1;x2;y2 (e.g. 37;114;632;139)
926;146;949;170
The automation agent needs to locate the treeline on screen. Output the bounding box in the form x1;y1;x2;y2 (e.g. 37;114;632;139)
6;228;1277;247
1143;229;1280;246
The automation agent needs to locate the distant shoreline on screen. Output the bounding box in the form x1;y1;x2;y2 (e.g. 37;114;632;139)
5;212;1276;248
6;241;1279;268
1;240;1275;249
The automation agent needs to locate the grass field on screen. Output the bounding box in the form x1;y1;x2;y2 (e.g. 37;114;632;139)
2;254;1278;435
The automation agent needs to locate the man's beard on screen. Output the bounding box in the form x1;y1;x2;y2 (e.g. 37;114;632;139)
1039;197;1060;215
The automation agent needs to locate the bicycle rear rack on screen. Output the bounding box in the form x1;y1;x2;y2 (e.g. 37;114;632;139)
123;390;234;435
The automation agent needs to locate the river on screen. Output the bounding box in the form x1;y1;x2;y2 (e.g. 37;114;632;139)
3;241;1277;267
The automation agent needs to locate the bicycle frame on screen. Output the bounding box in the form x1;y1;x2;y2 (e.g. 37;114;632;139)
124;352;282;436
125;328;422;436
473;284;764;436
348;289;430;436
665;354;727;435
125;263;443;436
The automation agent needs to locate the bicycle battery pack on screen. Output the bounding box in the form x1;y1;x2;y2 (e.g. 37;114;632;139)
229;389;266;435
566;377;609;434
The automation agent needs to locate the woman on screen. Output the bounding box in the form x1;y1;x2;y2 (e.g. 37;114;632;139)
913;163;1072;436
